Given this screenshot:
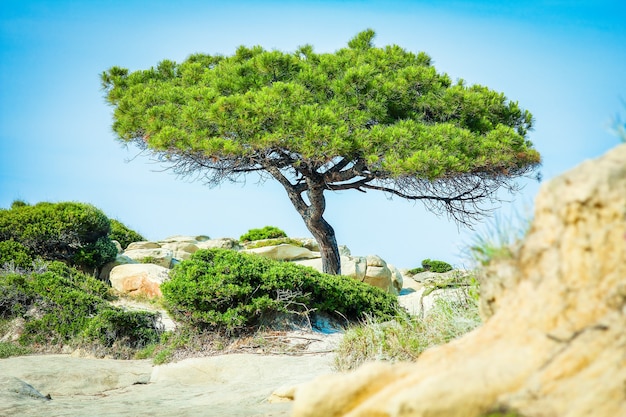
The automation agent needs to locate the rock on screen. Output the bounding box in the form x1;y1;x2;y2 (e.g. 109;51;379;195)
98;254;137;282
291;145;626;417
122;248;173;268
340;256;367;282
387;264;403;295
244;244;320;261
0;377;50;401
125;241;161;250
160;241;199;261
196;237;241;250
109;264;170;298
295;254;398;295
111;240;123;254
363;255;394;294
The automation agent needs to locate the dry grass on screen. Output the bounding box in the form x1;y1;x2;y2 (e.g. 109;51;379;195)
334;287;481;371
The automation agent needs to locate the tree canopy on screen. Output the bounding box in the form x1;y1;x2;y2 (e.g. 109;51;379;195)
101;29;540;274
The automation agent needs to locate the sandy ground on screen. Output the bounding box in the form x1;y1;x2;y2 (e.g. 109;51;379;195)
0;352;335;417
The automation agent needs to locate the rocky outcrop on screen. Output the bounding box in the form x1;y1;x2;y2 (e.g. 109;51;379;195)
291;144;626;417
104;233;402;296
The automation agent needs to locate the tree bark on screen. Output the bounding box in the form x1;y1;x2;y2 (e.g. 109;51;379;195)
304;215;341;275
266;166;342;275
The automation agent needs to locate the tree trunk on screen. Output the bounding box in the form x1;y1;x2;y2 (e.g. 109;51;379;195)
267;166;342;275
304;215;341;275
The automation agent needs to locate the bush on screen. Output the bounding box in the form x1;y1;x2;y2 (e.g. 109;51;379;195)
0;262;162;351
109;219;145;250
0;201;117;271
408;258;453;275
162;249;399;333
0;240;34;270
239;226;287;242
83;309;161;349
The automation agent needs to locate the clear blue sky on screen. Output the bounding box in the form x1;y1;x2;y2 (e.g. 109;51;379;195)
1;0;625;269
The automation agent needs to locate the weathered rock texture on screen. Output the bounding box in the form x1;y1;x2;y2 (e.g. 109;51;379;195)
292;144;626;417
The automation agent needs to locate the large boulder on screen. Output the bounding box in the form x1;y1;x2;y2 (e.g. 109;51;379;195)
109;264;170;298
291;145;626;417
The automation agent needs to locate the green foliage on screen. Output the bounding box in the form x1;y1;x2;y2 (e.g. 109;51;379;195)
102;30;541;276
239;226;287;242
161;249;398;332
0;240;34;270
0;273;36;318
408;258;453;275
0;262;161;351
334;290;481;371
0;201;117;271
421;258;453;273
83;309;162;348
0;341;32;358
109;218;145;250
102;30;539;184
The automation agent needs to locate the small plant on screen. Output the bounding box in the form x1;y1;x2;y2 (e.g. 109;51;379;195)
408;258;453;275
139;256;157;264
239;226;287;242
464;212;531;266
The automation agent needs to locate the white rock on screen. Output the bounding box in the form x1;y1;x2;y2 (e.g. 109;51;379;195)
244;244;319;261
196;238;241;250
126;241;161;250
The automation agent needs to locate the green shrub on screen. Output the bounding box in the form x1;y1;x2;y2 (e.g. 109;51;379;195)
162;249;399;333
239;226;287;242
0;240;34;270
408;258;453;275
0;201;117;271
0;273;36;318
83;309;161;348
0;262;161;351
109;219;145;250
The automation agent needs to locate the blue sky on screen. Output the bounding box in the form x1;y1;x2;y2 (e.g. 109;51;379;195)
1;0;625;269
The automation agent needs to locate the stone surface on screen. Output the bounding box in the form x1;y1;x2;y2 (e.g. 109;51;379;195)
109;263;170;298
122;248;173;268
0;353;335;417
196;237;241;250
125;241;161;250
291;145;626;417
244;244;320;261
